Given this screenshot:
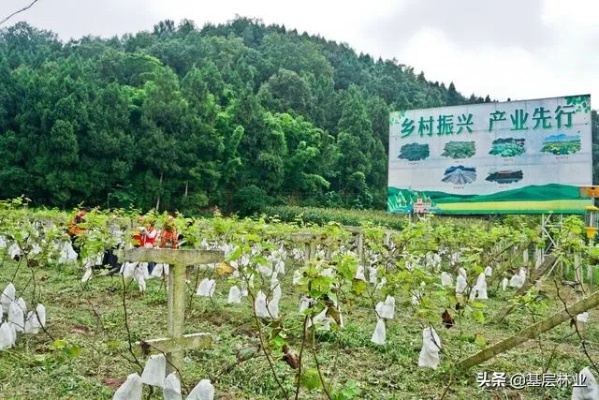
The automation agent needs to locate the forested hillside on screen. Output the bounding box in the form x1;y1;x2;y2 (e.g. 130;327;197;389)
0;17;596;214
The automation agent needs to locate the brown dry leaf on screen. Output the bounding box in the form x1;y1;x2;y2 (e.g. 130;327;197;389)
281;346;299;370
71;325;90;335
101;377;124;390
442;309;455;329
326;306;342;326
216;262;235;276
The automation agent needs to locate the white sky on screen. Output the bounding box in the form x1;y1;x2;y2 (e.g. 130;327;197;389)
1;0;598;106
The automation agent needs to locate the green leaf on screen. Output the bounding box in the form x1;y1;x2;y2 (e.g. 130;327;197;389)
351;279;367;296
64;344;82;358
472;310;485;324
471;302;487;309
50;339;67;350
328;292;338;306
226;247;242;262
474;334;486;348
107;340;122;351
270;336;286;351
301;368;321;390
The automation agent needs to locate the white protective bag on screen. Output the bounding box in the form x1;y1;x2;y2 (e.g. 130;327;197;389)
24;304;46;334
368;267;378;284
418;327;442;370
16;297;27;316
308;308;331;331
501;277;509;291
354;265;366;281
254;291;269;318
456;269;467;295
133;265;147;293
484;266;493;277
376;277;387;291
267;282;282;319
187;379;214;400
196;279;216;297
274;259;285;275
571;366;599;400
0;323;14;350
113;373;143;400
509;267;527;289
292;270;302;286
257;263;273;278
577;312;589;323
59;241;78;264
381;296;395;320
122;262;138;280
469;273;488;301
81;266;93;283
8;301;24;333
140;353;166;388
440;272;453;287
1;283;16;315
240;281;249;297
370;318;386;345
298;296;312;313
227;286;242;304
151;263;165;278
163;372;183;400
375;301;384;318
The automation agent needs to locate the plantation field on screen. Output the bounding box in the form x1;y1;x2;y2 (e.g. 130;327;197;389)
3;260;598;400
0;205;598;399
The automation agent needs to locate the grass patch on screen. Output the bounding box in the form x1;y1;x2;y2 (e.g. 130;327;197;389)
0;259;597;399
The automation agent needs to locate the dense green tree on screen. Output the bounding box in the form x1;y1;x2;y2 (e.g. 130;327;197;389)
1;18;590;213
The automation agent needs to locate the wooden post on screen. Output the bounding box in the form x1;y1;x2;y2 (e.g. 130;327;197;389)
167;262;186;374
574;253;583;288
309;239;316;262
459;289;599;369
357;232;364;267
534;248;543;269
118;248;223;375
304;241;311;265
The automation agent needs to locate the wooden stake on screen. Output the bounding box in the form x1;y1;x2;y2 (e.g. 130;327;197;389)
459;289;599;369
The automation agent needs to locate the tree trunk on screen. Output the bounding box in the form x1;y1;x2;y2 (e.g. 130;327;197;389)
458;289;599;369
156;171;163;211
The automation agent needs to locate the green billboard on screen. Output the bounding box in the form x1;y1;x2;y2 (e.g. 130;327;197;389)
388;95;592;215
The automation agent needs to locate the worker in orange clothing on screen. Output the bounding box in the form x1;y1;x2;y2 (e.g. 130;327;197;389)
159;216;178;249
131;215;146;248
67;208;87;258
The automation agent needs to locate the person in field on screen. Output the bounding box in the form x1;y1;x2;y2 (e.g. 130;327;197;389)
144;219;159;274
132;215;147;248
67;208;87;258
159;215;196;282
159;216;178;249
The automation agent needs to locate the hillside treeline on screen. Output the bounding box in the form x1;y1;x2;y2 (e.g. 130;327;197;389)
0;18;595;214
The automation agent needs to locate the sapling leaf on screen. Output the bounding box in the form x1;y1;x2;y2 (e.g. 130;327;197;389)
472;310;485;324
474;334;486;348
351;279;367;296
301;368;321;390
